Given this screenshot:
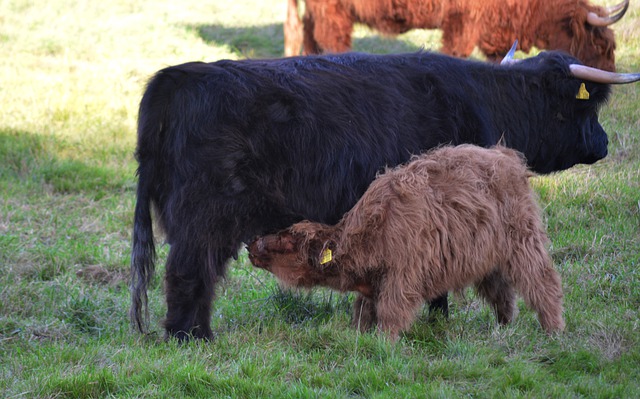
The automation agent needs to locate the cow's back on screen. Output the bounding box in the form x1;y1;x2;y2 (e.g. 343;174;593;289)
141;53;486;235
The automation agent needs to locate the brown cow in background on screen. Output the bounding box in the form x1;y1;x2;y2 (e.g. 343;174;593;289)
284;0;629;71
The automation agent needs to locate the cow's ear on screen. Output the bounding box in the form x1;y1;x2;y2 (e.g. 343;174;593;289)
575;82;590;100
570;79;611;111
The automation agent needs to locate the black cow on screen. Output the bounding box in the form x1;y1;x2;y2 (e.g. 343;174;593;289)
131;50;639;340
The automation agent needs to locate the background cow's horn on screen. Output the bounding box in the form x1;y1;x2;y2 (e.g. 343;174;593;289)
570;64;640;84
501;40;519;65
606;0;629;14
587;0;629;26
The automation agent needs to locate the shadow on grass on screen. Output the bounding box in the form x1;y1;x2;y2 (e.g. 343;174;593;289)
0;128;133;199
190;23;423;58
266;285;353;325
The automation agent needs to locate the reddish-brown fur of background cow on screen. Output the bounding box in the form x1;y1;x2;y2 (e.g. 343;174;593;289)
286;0;619;71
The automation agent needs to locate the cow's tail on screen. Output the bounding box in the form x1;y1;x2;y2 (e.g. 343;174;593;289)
129;70;171;334
284;0;303;56
129;164;156;334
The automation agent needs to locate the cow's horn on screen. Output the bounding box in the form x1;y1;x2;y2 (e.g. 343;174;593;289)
570;64;640;84
606;0;629;14
501;40;519;65
586;0;629;27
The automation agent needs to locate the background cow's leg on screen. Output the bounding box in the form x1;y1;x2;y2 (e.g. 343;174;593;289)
304;0;353;54
441;12;478;58
483;53;503;64
284;0;303;56
302;10;321;54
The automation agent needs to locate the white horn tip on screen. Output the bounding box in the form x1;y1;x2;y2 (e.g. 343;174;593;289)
501;40;519;66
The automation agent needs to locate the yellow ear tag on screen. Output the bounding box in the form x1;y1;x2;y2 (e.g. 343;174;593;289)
576;82;590;100
320;248;333;265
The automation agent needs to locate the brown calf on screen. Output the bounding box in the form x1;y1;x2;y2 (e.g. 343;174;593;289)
248;145;565;340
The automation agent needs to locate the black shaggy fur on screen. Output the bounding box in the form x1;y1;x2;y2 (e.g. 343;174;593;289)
131;50;610;340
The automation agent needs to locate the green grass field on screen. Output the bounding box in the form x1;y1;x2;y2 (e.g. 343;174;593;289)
1;0;639;397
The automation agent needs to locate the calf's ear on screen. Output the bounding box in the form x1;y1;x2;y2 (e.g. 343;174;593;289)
309;239;337;269
252;232;298;254
274;231;298;253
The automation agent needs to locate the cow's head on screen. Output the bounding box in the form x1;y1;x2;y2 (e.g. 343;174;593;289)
247;221;339;288
546;0;628;72
501;45;640;174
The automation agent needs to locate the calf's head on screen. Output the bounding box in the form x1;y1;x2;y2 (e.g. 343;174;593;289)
247;221;339;288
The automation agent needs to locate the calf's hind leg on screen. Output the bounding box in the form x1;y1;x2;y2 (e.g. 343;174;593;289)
506;244;565;333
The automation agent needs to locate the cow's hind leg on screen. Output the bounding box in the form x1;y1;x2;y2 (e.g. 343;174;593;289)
475;269;516;325
164;241;234;340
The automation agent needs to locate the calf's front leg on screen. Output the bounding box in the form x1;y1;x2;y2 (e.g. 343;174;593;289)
351;294;376;332
374;278;425;341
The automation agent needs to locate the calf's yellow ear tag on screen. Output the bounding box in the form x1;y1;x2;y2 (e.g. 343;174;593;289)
576;82;590;100
320;248;333;265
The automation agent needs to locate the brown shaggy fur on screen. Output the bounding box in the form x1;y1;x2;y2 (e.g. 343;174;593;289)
285;0;621;71
248;145;565;341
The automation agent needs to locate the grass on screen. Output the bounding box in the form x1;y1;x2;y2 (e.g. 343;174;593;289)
1;0;639;397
